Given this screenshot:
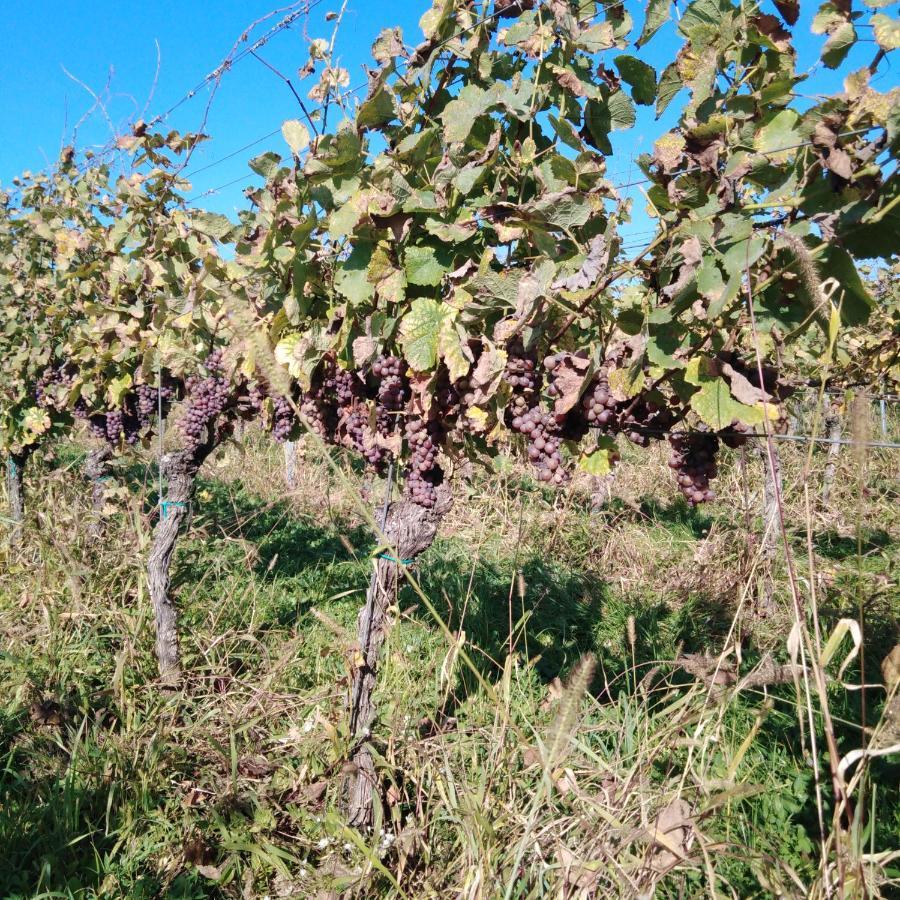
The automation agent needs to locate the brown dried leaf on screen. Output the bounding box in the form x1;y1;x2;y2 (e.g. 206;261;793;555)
552;235;609;292
774;0;799;26
826;147;853;180
649;797;695;872
753;13;792;49
555;68;587;97
882;644;900;691
238;755;273;778
556;844;604;891
549;353;593;415
352;335;376;366
721;362;773;405
662;235;703;300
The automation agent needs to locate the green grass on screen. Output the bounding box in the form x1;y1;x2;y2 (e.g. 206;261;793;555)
0;436;897;897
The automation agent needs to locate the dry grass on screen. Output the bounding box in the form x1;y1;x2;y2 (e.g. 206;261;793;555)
0;417;897;897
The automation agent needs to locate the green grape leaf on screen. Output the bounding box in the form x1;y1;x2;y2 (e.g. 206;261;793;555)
405;245;453;286
356;89;397;129
690;376;765;429
636;0;671;47
578;445;617;476
822;22;857;68
399;298;450;371
754;109;803;154
335;243;375;306
656;62;682;118
249;152;282;178
614;56;657;106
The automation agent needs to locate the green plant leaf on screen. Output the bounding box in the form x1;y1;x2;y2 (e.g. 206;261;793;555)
636;0;671;47
399;298;448;371
614;56;657;106
405;245;453;287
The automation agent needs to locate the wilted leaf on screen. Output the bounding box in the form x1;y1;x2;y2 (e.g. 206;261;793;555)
872;13;900;51
281;120;310;155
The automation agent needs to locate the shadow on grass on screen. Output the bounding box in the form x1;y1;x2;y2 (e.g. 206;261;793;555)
809;528;893;561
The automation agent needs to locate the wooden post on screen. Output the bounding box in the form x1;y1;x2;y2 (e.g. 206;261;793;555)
821;400;843;506
146;442;215;686
6;450;29;545
345;482;452;829
84;446;113;538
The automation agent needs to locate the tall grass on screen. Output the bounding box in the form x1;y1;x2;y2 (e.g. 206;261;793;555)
0;415;897;897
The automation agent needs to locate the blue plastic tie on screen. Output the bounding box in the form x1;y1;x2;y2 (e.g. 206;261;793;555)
159;500;187;519
7;457;18;478
378;553;414;565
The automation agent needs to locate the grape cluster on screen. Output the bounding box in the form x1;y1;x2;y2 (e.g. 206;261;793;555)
299;388;332;439
580;373;620;428
667;431;719;505
404;417;443;507
373;356;408;433
271;395;296;443
35;364;76;408
324;365;360;409
345;408;390;472
720;420;752;448
512;406;567;484
505;348;540;395
620;397;677;447
180;373;231;451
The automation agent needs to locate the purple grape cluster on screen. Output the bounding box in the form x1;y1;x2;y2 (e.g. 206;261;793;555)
505;349;540;394
580;373;620;428
271;395;296;443
299;388;332;439
373;356;408;432
720;420;752;448
324;365;360;408
344;408;390;472
35;364;76;408
513;405;567;484
180;373;231;451
404;417;443;507
668;431;719;505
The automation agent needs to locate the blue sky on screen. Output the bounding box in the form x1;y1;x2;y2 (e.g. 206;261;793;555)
0;0;890;246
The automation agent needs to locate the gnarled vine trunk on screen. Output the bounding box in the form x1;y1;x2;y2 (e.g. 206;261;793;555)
84;446;113;539
345;483;452;829
7;450;29;546
147;443;214;686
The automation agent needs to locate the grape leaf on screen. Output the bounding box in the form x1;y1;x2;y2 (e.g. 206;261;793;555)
872;14;900;51
405;245;453;287
281;120;310;155
614;56;657;106
399;298;449;371
636;0;671;48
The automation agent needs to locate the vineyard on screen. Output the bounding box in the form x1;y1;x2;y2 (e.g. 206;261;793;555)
1;0;898;896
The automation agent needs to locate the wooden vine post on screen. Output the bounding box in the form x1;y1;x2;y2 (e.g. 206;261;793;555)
83;446;112;538
821;398;843;506
345;482;452;829
6;450;29;545
147;441;216;685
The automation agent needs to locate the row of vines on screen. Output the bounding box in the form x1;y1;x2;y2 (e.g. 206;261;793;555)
2;0;898;829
